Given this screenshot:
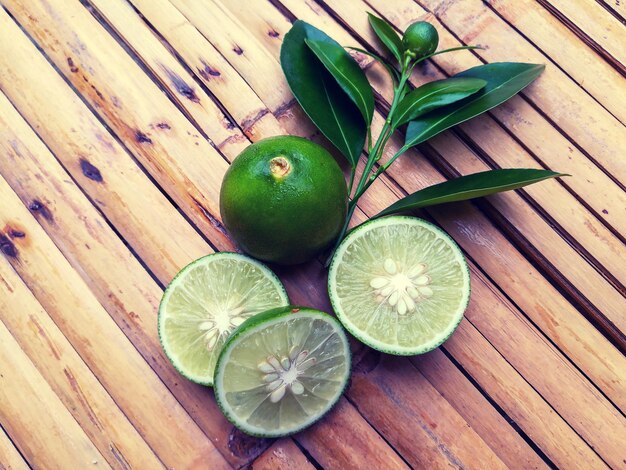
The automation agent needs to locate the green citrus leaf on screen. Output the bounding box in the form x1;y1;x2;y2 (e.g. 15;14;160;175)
404;63;545;149
281;20;365;167
367;13;403;62
375;169;565;218
305;39;374;125
392;77;486;128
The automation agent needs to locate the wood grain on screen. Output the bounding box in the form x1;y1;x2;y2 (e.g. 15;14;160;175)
0;176;229;468
0;233;162;469
1;0;234;252
412;350;548;470
0;0;624;467
0;427;28;470
251;440;315;470
0;315;108;469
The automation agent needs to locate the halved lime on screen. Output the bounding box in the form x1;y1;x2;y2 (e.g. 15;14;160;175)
214;306;350;437
328;216;470;355
158;252;289;385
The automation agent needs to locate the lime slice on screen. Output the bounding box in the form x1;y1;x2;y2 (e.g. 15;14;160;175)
214;306;351;437
158;252;289;385
328;216;470;355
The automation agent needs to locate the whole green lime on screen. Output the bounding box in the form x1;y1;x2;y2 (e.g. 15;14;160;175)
402;21;439;58
220;136;347;265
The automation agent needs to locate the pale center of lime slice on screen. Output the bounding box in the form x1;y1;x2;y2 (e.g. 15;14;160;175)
369;258;433;315
258;347;316;403
198;306;247;351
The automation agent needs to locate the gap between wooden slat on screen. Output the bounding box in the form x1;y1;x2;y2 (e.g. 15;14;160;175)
595;0;626;23
481;1;625;126
535;0;626;75
0;422;31;470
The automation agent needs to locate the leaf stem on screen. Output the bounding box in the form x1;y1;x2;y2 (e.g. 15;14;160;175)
325;65;413;264
360;145;409;195
347;166;356;197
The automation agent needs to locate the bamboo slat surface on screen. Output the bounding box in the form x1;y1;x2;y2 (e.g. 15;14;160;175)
0;0;624;468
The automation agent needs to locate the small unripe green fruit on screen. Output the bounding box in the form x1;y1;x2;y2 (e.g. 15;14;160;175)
402;21;439;58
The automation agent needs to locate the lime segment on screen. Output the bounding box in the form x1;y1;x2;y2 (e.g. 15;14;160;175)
158;252;288;385
328;216;470;355
214;307;351;437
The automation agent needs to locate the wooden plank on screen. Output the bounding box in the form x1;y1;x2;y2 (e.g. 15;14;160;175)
0;427;28;470
0;176;229;469
0;237;163;469
463;267;626;467
411;349;548;470
172;0;291;114
124;0;285;142
443;320;608;468
533;0;626;72
297;399;409;470
348;356;508;469
0;19;261;468
251;440;315;470
1;0;234;253
0;316;108;469
83;0;249;159
413;0;626;182
0;89;252;466
0;11;209;285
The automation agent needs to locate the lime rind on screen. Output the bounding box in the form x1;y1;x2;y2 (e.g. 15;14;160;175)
158;252;289;386
328;216;470;355
214;307;351;437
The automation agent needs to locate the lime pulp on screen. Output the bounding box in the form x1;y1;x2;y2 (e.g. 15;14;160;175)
214;307;351;437
328;216;470;355
158;252;289;385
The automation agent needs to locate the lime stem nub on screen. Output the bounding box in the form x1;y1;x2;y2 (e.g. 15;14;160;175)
270;156;292;178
